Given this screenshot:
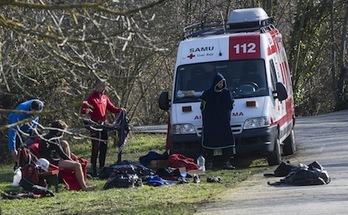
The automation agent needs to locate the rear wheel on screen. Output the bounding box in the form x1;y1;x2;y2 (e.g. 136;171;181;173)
283;129;296;156
267;137;281;166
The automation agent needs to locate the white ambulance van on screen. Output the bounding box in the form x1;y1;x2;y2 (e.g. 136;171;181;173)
159;8;295;166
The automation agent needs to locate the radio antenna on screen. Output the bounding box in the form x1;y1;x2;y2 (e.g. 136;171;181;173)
220;11;226;33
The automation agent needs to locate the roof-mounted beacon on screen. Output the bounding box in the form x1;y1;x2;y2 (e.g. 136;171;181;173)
227;8;274;31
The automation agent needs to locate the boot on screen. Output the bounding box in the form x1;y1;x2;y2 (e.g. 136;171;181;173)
224;161;235;170
91;163;98;177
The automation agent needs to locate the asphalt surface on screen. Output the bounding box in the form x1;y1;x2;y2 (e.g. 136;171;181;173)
195;110;348;215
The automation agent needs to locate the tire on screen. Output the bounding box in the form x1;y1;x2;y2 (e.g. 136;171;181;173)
267;137;281;166
170;141;201;159
283;129;296;156
170;142;180;155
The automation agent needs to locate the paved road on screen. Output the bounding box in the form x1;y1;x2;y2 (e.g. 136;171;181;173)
195;110;348;215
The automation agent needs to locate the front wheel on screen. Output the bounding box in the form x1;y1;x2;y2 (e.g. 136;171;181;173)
267;137;281;166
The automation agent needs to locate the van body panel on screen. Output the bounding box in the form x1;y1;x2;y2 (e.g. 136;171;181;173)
177;36;230;65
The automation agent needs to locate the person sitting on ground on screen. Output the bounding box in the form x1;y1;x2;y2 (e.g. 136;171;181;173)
38;120;95;191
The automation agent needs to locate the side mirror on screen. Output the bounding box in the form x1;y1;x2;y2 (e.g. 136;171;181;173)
275;82;288;101
158;91;170;110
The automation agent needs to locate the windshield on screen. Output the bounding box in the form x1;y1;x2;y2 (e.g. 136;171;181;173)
173;59;268;103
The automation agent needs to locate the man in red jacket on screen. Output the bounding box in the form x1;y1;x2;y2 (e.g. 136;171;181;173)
80;79;122;177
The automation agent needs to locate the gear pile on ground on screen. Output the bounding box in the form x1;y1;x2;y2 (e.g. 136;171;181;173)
266;161;331;186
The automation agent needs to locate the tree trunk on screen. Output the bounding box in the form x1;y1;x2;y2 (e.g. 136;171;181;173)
336;3;348;109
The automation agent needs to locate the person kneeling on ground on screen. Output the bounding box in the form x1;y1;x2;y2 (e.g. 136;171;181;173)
38;120;95;191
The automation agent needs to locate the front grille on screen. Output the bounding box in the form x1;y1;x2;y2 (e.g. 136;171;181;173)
196;123;243;136
197;127;202;137
231;124;242;134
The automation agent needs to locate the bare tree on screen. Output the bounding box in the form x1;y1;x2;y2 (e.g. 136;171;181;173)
0;0;168;122
0;1;173;158
335;2;348;109
1;0;348;131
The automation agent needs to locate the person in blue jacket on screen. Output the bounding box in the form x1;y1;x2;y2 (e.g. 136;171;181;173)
7;99;44;161
200;73;235;170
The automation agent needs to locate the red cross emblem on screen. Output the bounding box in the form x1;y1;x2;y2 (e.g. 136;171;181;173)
187;53;195;59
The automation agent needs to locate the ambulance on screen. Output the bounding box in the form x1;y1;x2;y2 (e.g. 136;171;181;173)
159;8;296;166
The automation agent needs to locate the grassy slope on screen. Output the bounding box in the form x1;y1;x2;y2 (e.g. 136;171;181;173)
0;133;269;215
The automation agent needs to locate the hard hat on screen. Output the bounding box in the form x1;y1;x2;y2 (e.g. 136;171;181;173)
36;158;50;171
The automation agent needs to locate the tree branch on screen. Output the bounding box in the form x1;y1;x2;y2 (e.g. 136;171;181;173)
0;0;167;15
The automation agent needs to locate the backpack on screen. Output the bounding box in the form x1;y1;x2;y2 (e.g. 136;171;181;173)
103;172;142;189
284;161;331;185
268;161;331;186
264;161;306;177
99;160;154;180
19;163;48;192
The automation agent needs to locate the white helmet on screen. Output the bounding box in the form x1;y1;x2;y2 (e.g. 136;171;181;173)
36;158;50;171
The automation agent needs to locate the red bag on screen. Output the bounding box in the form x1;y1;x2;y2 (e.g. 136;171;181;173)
20;163;47;191
168;154;199;172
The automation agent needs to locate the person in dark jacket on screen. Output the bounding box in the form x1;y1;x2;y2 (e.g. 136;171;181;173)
200;73;235;170
39;120;95;191
80;79;122;176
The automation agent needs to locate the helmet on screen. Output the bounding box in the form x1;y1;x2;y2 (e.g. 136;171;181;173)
36;158;50;171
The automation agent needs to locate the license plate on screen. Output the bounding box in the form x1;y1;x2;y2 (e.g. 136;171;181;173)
213;149;222;156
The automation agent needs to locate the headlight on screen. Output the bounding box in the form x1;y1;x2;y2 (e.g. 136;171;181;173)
243;117;270;129
172;124;196;134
